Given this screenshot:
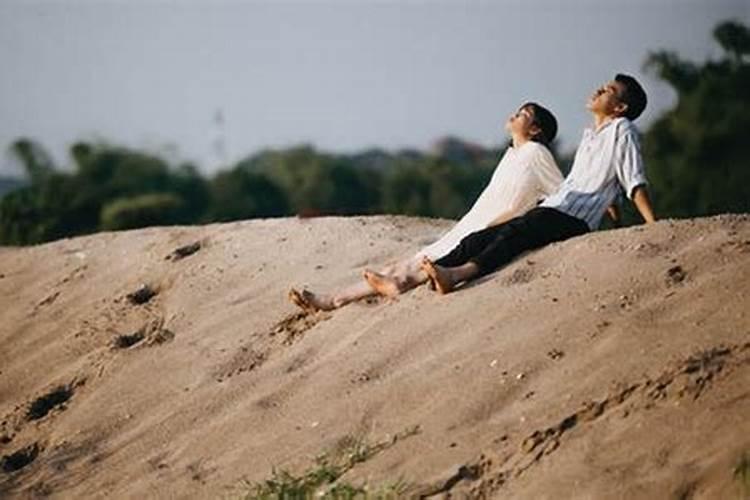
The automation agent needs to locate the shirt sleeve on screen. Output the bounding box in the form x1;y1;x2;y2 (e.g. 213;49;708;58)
614;123;648;200
532;147;564;196
506;165;540;216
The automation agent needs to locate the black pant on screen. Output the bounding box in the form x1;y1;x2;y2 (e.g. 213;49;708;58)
435;207;589;278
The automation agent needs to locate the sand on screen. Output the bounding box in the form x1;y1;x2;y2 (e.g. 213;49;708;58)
0;214;749;499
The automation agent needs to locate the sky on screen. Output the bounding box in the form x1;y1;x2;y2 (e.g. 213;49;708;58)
0;0;748;175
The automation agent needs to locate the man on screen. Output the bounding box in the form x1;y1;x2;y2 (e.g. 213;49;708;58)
421;74;656;294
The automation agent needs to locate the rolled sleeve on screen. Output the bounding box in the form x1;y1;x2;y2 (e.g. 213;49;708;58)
615;126;648;200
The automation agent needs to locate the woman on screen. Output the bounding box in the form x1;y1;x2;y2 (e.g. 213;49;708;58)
289;102;563;312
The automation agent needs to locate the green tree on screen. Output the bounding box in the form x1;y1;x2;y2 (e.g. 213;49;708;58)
642;19;750;217
208;168;289;221
100;193;186;230
237;146;380;216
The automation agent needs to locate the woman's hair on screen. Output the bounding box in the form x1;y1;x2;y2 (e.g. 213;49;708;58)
520;102;558;146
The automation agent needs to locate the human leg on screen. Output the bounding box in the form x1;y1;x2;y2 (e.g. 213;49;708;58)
422;208;588;293
419;217;529;293
364;259;428;297
288;279;379;312
420;257;479;294
469;208;589;278
432;223;514;268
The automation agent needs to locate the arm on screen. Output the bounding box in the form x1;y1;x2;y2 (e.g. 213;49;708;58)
485;209;516;228
614;123;654;224
606;204;621;227
631;185;656;223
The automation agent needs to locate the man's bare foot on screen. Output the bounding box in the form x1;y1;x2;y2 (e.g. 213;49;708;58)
363;269;401;297
288;288;336;312
420;257;456;294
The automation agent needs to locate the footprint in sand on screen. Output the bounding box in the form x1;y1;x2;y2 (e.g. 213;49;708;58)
111;318;175;351
126;284;158;305
165;241;203;261
27;385;76;421
665;265;687;286
213;310;330;382
1;443;41;473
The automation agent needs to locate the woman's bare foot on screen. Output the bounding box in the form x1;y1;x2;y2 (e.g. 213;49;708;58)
288;288;336;312
420;257;456;294
363;269;401;297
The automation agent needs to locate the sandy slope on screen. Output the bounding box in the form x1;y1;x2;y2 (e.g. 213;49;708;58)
0;214;749;499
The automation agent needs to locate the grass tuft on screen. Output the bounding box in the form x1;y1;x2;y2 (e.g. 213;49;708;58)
735;452;750;498
242;426;419;499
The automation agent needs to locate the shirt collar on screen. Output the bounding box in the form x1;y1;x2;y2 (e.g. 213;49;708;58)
584;117;618;138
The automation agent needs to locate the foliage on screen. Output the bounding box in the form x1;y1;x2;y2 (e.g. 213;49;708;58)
735;452;750;498
100;193;186;230
642;19;750;218
1;20;747;244
208;168;288;222
243;427;418;500
381;156;494;219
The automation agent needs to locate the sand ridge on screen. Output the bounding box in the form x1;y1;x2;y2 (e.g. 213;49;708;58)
0;214;749;499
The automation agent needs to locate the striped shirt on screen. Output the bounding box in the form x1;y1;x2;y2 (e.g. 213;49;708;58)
541;117;647;230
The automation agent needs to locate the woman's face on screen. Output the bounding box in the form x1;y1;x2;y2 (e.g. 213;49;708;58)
505;105;538;139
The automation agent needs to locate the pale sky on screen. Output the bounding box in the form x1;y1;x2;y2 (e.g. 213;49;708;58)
1;0;747;175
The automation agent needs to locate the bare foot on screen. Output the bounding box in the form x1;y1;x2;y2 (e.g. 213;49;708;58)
363;269;401;297
420;257;456;294
288;288;336;312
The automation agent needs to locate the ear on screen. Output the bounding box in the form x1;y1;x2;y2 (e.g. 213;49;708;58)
614;101;628;117
529;124;542;138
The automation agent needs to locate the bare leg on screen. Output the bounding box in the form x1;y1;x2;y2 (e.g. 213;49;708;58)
364;261;429;297
289;279;379;312
420;257;479;294
288;261;426;313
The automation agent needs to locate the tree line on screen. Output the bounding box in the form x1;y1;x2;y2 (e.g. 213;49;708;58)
0;20;747;245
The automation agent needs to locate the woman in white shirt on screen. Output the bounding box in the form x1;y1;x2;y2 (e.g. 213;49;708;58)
289;102;563;311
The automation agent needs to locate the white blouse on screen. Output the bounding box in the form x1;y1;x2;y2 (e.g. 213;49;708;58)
415;141;563;261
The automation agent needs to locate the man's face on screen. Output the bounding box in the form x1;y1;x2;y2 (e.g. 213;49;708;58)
587;80;627;116
505;105;539;138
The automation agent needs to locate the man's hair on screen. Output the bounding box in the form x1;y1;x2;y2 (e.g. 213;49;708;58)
614;74;647;121
521;102;558;146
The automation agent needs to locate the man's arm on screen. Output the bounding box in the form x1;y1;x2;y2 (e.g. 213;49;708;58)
606;204;621;227
631;185;656;223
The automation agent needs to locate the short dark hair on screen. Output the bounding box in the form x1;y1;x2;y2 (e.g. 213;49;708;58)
521;102;558;146
614;74;647;121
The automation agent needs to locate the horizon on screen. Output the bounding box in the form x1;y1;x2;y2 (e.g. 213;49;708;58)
1;0;747;176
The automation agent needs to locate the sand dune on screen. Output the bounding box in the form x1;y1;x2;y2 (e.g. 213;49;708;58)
1;214;749;499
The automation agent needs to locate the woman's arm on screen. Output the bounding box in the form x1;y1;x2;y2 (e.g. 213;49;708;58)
486;209;516;228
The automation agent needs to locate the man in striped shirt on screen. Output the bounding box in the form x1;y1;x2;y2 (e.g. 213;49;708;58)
421;74;657;294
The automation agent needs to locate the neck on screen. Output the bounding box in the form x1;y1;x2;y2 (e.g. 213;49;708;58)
593;113;615;131
511;134;530;149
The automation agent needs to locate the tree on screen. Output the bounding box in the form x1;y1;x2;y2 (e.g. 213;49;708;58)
642;20;750;217
208;168;289;222
100;193;186;231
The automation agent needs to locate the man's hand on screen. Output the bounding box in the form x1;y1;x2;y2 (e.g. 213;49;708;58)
607;204;621;227
632;185;656;223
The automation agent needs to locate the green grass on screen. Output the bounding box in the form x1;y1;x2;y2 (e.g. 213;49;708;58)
242;426;419;499
735;452;750;498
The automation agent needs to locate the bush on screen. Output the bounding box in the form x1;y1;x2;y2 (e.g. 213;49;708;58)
100;193;186;230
